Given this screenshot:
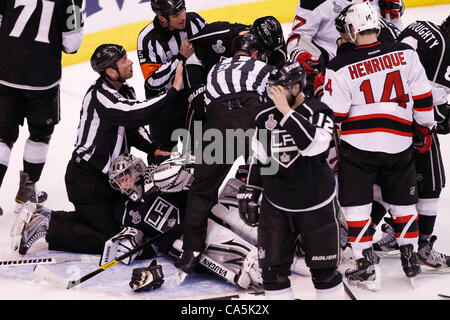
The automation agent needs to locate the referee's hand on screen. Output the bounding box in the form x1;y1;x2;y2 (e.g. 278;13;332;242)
172;62;184;91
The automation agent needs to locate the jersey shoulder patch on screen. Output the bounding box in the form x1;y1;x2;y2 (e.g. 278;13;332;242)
299;0;327;11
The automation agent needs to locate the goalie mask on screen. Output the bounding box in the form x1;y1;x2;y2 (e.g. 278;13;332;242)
109;154;147;201
344;2;381;42
151;156;194;193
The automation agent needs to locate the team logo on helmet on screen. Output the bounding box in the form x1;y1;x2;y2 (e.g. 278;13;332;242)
212;40;226;54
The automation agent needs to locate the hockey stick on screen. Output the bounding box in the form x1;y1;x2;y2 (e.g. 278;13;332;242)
343;281;357;300
0;255;96;267
35;225;182;289
202;290;265;300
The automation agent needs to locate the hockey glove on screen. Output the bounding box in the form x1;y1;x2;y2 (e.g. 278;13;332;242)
236;185;261;227
100;227;144;266
313;71;325;99
434;103;450;135
235;164;249;183
290;48;320;76
378;0;405;20
413;122;433;154
129;260;164;292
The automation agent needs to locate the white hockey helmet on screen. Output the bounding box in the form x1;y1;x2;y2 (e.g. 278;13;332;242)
344;2;380;42
109;154;147;201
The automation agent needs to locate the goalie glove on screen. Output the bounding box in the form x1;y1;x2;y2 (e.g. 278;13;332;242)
378;0;405;20
129;260;164;292
413;122;433;154
100;227;144;266
236;185;261;227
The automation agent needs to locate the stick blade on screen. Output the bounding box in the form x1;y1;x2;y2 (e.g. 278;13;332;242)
34;265;69;289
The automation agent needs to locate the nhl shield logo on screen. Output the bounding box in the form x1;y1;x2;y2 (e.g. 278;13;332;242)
265;114;277;130
212;40;226;54
271;129;300;168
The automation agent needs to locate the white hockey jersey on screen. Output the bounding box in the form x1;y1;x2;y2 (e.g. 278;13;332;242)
322;41;435;154
286;0;403;60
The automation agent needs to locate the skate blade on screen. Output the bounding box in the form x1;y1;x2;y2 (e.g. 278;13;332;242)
409;277;416;289
373;250;400;259
347;279;380;292
176;270;188;285
420;265;450;274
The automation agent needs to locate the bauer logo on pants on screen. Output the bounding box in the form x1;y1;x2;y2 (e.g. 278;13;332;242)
143;197;180;232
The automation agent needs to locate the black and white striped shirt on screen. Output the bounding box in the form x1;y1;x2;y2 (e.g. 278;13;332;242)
204;55;274;105
137;12;206;97
73;78;178;174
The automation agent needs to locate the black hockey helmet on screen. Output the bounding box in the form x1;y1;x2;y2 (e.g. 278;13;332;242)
232;33;265;55
268;60;307;90
91;44;126;75
335;5;352;34
250;16;284;51
151;0;185;16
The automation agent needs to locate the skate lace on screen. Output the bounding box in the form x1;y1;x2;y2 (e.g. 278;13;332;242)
428;248;447;264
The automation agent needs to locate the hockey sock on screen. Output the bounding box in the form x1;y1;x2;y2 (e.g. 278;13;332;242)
389;205;419;251
417;198;439;236
343;204;374;259
23;139;49;182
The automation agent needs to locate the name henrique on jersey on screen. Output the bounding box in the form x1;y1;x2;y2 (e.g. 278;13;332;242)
247;97;336;212
398;20;450;106
137;12;206;96
204;55;274;105
286;0;403;60
0;0;84;90
322;41;436;154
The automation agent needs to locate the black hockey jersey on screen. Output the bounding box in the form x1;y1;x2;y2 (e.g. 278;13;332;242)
248;97;336;212
398;21;450;92
0;0;84;89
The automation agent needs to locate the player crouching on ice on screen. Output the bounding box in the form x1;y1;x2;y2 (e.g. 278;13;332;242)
10;153;263;292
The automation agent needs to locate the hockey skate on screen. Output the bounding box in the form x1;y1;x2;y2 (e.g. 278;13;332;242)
418;236;450;273
345;247;381;291
14;171;48;213
399;244;421;288
373;218;400;258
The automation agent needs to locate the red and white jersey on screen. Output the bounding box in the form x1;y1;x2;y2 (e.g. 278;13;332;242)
286;0;403;60
322;41;435;154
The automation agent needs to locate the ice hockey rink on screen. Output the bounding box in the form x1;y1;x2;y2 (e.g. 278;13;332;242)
0;4;449;301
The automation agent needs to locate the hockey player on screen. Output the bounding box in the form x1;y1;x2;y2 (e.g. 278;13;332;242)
373;15;450;270
0;0;84;215
322;2;436;290
10;44;184;254
137;0;206;155
237;60;344;300
174;33;274;277
286;0;404;98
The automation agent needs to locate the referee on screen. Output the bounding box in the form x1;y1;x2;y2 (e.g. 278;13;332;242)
175;33;274;273
137;0;206;155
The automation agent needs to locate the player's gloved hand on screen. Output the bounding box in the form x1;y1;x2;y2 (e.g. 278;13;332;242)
290;48;320;76
378;0;404;20
236;185;261;227
100;227;144;266
235;164;249;183
129;260;164;292
413;122;433;154
313;71;325;99
434;103;450;135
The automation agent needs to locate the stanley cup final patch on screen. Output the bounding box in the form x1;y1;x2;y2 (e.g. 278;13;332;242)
265;114;277;130
270;129;300;168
